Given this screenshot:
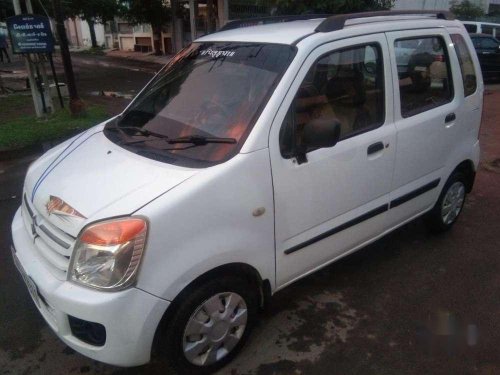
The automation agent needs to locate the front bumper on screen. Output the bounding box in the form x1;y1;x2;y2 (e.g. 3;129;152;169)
11;208;170;367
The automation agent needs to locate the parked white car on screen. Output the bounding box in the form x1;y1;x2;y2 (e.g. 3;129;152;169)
11;10;483;374
462;20;500;37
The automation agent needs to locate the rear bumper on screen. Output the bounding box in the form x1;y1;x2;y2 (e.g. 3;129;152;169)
11;208;170;367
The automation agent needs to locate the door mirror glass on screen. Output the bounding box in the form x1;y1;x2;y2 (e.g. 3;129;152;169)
302;119;341;150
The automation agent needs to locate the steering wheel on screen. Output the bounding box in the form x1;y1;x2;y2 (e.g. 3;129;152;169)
194;100;232;126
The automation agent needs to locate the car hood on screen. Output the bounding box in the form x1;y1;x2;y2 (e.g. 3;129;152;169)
24;128;197;237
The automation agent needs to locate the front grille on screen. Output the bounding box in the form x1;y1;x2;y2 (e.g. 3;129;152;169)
22;194;75;279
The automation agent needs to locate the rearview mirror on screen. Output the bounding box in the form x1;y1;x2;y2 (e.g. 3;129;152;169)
296;119;341;164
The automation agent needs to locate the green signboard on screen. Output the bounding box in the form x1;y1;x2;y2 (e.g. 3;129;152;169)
6;15;54;54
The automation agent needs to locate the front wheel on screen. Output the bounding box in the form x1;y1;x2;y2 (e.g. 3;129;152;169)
161;276;258;374
424;171;467;233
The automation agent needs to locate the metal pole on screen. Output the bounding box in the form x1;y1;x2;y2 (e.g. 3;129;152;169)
12;0;44;117
217;0;228;29
12;0;21;14
38;54;54;113
25;0;33;13
189;0;196;41
52;0;84;115
48;53;64;108
34;61;47;114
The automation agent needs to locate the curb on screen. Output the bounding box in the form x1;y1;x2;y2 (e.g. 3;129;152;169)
0;135;75;162
0;144;42;162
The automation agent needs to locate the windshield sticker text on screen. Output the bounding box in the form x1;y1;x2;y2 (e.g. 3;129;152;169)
200;48;235;58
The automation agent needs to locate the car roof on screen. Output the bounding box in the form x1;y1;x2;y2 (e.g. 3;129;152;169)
197;19;324;45
197;16;462;45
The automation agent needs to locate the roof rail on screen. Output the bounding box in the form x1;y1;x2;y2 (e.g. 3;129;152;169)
315;10;455;33
219;14;331;32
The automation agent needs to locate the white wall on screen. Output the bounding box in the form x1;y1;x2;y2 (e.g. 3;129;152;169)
79;18;106;47
393;0;452;11
393;0;490;12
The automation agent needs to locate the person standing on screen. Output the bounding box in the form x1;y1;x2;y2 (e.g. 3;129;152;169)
0;29;11;63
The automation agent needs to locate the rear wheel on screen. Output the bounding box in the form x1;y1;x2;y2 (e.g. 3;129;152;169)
161;276;258;374
425;171;467;233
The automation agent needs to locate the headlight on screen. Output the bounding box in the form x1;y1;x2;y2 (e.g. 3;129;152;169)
69;217;148;291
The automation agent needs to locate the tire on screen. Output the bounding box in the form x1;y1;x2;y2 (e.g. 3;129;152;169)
161;276;259;374
424;171;467;234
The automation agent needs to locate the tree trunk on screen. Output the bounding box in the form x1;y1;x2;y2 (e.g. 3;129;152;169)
207;0;214;33
52;0;86;116
153;26;162;55
87;18;98;48
171;0;178;53
0;74;6;94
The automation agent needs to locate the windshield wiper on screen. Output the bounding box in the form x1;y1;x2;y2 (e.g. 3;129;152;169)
107;126;170;144
167;135;236;145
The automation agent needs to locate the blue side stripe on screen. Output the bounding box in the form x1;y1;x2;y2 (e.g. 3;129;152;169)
31;131;102;201
30;130;90;201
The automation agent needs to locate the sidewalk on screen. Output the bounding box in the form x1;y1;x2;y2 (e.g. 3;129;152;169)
105;49;172;65
0;55;28;92
0;54;25;74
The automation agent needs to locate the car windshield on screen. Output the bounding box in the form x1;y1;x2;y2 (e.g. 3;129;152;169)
104;42;296;167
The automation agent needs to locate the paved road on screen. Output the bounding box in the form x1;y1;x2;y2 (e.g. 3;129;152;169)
1;68;499;374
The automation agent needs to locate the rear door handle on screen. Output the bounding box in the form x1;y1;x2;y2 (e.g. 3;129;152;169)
445;113;456;123
367;142;384;155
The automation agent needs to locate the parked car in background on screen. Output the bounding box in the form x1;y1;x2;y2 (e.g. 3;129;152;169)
11;10;483;374
462;21;500;37
470;33;500;81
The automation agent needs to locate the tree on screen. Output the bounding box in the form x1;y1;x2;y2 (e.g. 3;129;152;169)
274;0;394;15
0;0;14;21
121;0;171;55
450;0;485;20
52;0;86;115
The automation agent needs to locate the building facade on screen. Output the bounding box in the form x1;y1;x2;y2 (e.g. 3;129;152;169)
394;0;494;13
64;17;106;48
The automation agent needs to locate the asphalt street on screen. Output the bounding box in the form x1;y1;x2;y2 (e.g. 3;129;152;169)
1;55;499;375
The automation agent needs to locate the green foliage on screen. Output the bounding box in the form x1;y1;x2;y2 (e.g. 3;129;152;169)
274;0;394;15
0;96;107;149
35;0;120;23
120;0;171;28
450;0;485;20
69;0;121;23
0;0;14;21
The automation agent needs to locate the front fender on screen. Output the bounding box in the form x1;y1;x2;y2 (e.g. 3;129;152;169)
135;149;275;301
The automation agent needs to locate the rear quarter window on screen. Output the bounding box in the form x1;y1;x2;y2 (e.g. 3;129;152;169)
451;34;477;97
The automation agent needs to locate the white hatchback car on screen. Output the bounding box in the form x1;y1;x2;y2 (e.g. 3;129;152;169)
11;10;482;374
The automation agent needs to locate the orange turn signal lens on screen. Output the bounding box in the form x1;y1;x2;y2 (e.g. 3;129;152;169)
80;218;147;246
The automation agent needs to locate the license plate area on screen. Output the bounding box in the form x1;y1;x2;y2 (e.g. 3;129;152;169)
12;246;41;309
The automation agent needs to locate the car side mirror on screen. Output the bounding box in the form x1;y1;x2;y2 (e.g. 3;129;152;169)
296;119;341;164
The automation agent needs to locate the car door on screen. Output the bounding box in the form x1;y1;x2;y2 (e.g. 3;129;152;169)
475;36;500;77
269;34;396;288
385;29;461;228
450;32;483;159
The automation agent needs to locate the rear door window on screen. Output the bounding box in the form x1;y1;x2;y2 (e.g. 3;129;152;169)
451;34;477;97
394;36;454;118
464;24;477;33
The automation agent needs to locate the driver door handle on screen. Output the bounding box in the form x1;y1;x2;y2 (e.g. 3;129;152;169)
445;113;456;123
367;142;384;155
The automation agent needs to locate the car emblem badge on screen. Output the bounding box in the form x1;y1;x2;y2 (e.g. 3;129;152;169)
46;195;86;220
